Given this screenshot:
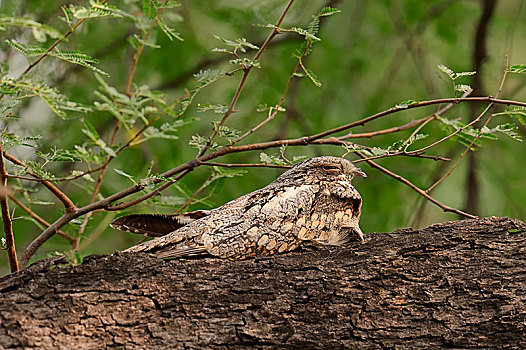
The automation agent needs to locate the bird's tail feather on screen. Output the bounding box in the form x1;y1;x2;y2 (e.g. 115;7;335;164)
156;246;209;259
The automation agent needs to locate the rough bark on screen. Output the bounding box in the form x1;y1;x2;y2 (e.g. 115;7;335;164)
0;216;525;349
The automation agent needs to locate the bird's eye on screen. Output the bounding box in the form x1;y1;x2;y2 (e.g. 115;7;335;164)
322;164;340;172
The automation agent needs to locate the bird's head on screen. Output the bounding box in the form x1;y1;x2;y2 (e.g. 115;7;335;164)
277;156;366;184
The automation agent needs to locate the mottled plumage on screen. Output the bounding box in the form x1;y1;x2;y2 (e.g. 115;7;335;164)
112;156;366;259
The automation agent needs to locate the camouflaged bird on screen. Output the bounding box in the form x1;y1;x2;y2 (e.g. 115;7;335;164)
111;156;366;260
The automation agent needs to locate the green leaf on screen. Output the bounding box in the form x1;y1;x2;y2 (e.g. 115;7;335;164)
143;0;157;19
1;131;41;149
213;122;240;143
507;65;526;74
455;84;473;93
114;169;136;183
438;65;476;80
50;49;109;76
0;99;21;118
131;33;160;48
61;6;73;26
318;7;341;17
395;99;418;108
371;147;388;156
81;119;100;141
155;1;181;10
493;106;526;126
22;161;57;180
82;120;116;157
5;39;46;57
157;17;183;41
302;66;321;87
194;69;223;84
189;134;209;152
68;1;129;20
492;123;522;141
73;145;105;164
229;58;260;68
36;148;82;162
0;16;63;41
213;35;258;53
259;152;288;166
197;103;229;114
286;27;321;41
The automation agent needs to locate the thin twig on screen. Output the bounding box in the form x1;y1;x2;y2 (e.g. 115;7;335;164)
0;142;18;272
2;152;76;211
8;194;75;244
340;117;430;139
175;174;214;213
355;151;476;219
352;151;450;163
232;35;311;145
75;120;121;250
196;0;297;158
124;10;161;96
106;169;192;211
426;57;510;193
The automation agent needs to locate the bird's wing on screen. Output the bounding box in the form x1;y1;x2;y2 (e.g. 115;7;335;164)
110;210;211;237
202;184;318;259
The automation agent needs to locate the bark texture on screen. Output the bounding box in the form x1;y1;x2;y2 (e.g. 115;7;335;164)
0;216;525;349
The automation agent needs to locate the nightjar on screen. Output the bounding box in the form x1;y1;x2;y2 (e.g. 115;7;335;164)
111;156;366;259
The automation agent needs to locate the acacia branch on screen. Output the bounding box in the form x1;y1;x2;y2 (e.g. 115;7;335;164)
200;162;291;169
106;169;193;211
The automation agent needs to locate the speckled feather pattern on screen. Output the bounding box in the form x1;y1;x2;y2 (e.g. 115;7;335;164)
121;156;365;259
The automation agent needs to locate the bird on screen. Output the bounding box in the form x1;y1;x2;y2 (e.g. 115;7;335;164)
111;156;366;260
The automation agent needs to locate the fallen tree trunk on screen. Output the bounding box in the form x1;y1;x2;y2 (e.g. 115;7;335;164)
0;216;525;349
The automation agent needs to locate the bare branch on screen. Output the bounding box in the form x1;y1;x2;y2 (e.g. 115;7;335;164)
355;151;476;219
8;194;75;245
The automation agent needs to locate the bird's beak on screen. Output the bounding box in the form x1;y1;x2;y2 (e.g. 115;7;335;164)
354;167;367;178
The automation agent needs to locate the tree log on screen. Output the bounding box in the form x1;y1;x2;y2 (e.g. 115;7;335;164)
0;216;525;349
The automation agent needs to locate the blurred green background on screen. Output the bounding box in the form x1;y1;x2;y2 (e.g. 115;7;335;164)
1;0;525;274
